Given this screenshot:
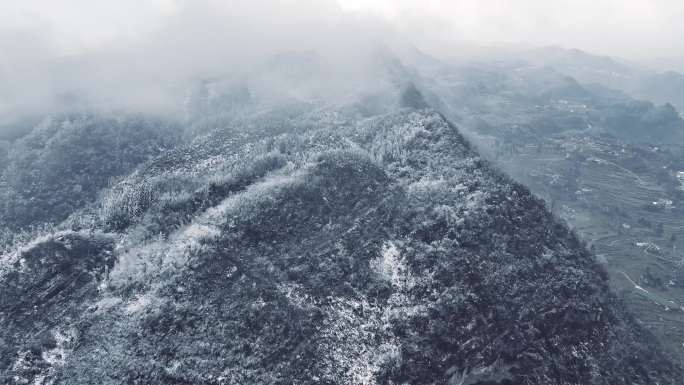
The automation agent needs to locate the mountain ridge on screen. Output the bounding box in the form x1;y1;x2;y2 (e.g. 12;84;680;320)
1;107;680;384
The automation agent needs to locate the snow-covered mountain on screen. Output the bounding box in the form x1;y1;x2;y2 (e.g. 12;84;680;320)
2;49;684;384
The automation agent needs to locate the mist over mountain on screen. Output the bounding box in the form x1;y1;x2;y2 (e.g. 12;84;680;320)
474;46;684;113
3;1;684;384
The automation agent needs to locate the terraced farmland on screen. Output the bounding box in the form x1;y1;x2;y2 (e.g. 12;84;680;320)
493;134;684;362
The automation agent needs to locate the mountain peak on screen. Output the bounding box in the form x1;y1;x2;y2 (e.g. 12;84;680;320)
1;108;680;384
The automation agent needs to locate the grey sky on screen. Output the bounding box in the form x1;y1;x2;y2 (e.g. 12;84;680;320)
339;0;684;61
3;0;684;60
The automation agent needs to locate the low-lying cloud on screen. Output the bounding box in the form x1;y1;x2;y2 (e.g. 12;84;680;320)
0;0;396;129
2;0;684;132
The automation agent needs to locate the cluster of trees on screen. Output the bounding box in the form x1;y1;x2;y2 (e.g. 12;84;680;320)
0;114;180;230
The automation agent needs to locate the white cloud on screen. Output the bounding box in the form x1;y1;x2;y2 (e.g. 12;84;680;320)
0;0;180;54
1;0;683;127
0;0;392;122
3;0;684;59
337;0;684;60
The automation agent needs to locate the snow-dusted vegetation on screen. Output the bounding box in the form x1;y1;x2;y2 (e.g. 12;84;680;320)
1;101;680;384
4;0;684;383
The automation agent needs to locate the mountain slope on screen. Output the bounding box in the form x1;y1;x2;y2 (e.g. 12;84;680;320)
503;46;684;113
408;46;684;363
418;59;684;145
1;108;680;384
0;113;180;231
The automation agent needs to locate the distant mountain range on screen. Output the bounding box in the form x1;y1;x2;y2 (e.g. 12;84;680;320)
498;46;684;114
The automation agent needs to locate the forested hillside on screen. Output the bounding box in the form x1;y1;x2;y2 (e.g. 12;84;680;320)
0;114;180;231
4;1;684;383
1;105;679;384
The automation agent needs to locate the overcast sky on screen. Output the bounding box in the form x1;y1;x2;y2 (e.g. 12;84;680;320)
2;0;684;126
340;0;684;60
2;0;684;60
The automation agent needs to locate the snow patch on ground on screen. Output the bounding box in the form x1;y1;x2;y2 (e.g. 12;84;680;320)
317;296;401;385
91;295;123;313
12;328;77;385
313;240;436;384
126;293;153;314
277;282;312;308
41;329;76;367
371;241;416;290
